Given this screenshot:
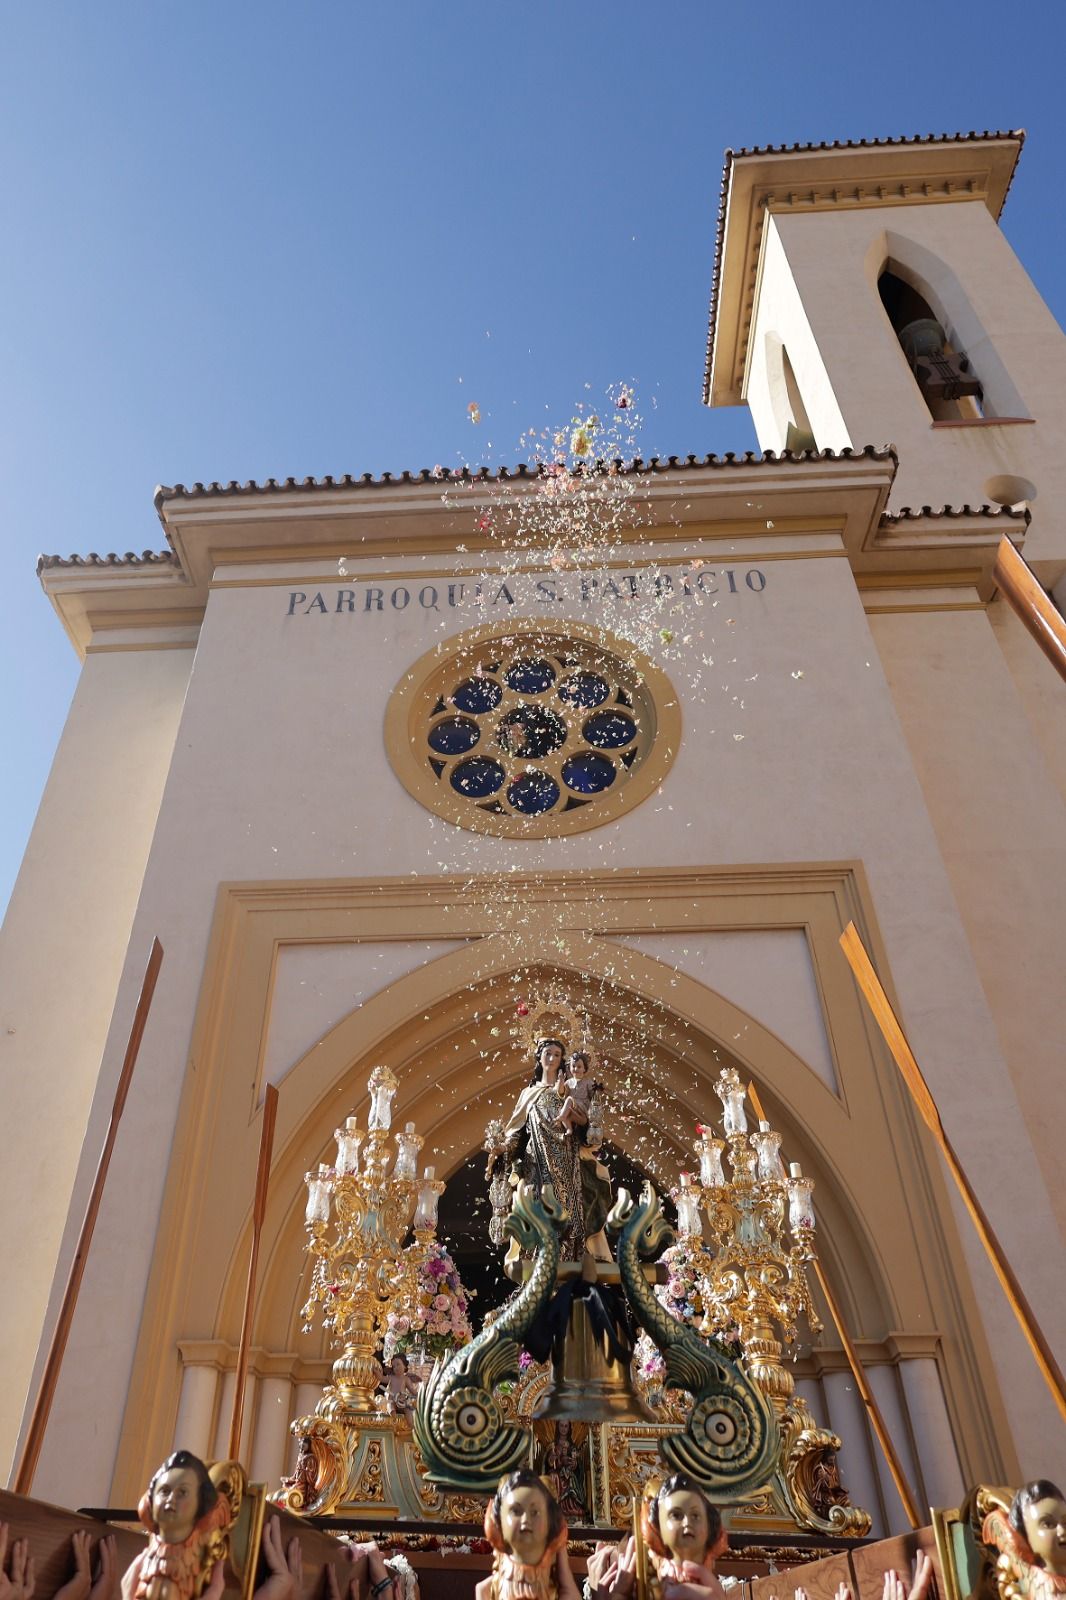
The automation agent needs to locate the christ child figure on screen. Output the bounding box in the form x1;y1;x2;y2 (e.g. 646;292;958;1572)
555;1051;598;1141
132;1451;233;1600
477;1469;580;1600
642;1474;729;1600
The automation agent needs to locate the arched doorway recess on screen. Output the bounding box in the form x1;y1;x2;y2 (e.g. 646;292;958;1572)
112;867;1013;1516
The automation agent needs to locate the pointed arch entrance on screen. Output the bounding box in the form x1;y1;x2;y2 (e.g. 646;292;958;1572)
112;866;1014;1523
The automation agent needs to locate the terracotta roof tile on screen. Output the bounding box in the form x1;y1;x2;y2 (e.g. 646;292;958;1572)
882;501;1031;523
36;548;179;576
38;447;898;576
152;443;896;513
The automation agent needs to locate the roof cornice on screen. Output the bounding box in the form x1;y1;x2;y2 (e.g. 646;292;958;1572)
38;446;1028;658
703;130;1026;408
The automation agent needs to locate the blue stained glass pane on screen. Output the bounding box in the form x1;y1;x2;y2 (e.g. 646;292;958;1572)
428;716;480;755
583;710;636;749
558;671;609;708
505;658;555;693
450;757;506;798
562;753;616;794
452;676;503;714
507;770;560;815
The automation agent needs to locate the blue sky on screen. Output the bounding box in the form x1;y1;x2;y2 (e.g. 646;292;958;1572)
2;1;1064;917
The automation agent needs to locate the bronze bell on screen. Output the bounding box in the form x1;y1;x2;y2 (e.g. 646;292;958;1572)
533;1274;655;1424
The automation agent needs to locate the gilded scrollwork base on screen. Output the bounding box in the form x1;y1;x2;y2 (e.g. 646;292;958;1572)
273;1415;356;1517
778;1398;872;1536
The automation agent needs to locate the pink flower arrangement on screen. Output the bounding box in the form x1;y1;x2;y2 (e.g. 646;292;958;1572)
383;1241;474;1363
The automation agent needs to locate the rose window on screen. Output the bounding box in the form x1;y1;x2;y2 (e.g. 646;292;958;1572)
429;646;648;820
386;623;679;838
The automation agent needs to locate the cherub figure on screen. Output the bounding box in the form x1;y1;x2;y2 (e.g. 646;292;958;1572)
984;1480;1066;1600
642;1474;728;1597
132;1451;234;1600
476;1470;579;1600
383;1355;421;1424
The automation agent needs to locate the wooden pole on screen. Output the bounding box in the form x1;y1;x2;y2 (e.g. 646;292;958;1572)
745;1080;923;1529
227;1084;279;1462
13;938;164;1494
993;535;1066;684
838;920;1066;1425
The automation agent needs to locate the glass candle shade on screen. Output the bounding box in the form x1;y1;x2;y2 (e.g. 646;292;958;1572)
675;1173;704;1238
304;1163;332;1225
414;1168;443;1231
715;1067;748;1136
788;1165;816;1232
696;1131;727;1188
393;1121;424;1180
752;1123;785;1182
334;1117;363;1175
367;1064;398;1132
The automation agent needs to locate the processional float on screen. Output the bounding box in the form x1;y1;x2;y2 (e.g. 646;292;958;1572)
274;1029;872;1538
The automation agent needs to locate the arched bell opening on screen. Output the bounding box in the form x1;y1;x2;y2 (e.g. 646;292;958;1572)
878;263;985;421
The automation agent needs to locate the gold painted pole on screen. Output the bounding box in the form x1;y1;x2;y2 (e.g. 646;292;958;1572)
839;920;1066;1425
13;938;164;1494
993;536;1066;684
745;1080;923;1529
228;1083;280;1461
632;1495;649;1600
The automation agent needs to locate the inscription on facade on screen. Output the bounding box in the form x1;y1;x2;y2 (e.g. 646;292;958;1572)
285;566;767;617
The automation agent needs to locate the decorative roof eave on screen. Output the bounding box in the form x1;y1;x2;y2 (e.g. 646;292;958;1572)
38;447;901;658
37;445;897;578
150;444;896;518
36;549;178;576
36;451;1026;654
703;129;1026;408
853;500;1030;598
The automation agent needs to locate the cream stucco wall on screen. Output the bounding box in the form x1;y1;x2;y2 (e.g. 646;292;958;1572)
0;645;192;1480
870;603;1066;1243
19;538;1064;1505
745;217;853;457
748;202;1066;562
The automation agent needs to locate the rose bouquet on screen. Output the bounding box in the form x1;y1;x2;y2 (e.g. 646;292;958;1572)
384;1241;474;1363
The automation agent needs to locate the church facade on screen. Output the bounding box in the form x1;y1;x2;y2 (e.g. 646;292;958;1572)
3;130;1064;1526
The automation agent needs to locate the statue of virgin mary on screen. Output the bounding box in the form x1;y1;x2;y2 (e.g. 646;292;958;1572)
502;1037;611;1260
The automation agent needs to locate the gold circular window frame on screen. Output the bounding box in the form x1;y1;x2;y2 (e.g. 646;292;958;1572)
385;619;681;839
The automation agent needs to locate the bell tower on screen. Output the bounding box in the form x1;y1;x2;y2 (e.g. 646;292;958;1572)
705;133;1066;564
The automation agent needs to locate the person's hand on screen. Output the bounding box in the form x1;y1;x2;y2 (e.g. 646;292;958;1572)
587;1539;635;1600
908;1552;933;1600
363;1546;395;1600
254;1518;303;1600
55;1533;92;1600
833;1582;853;1600
0;1526;36;1600
89;1537;119;1600
884;1553;933;1600
661;1563;726;1600
201;1563;226;1600
325;1553;376;1600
